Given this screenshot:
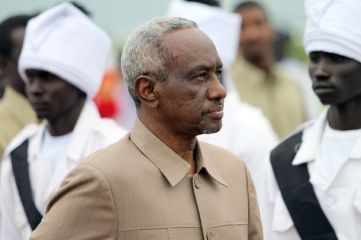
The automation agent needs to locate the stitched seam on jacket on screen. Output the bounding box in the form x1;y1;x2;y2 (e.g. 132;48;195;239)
118;223;247;232
82;162;119;239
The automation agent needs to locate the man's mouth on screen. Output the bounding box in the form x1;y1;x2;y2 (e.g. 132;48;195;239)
203;107;224;119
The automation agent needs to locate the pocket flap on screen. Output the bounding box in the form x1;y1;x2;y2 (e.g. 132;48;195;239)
272;193;294;232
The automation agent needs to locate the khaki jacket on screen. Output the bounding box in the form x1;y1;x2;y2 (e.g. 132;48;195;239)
0;87;37;159
31;119;263;240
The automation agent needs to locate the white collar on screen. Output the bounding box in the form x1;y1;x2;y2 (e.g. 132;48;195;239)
292;108;361;166
28;101;100;163
292;109;327;165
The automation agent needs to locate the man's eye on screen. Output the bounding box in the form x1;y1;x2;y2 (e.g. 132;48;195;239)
197;72;209;79
309;54;319;63
329;54;348;63
216;69;223;77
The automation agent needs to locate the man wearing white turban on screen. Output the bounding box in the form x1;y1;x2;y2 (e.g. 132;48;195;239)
0;3;126;240
259;0;361;239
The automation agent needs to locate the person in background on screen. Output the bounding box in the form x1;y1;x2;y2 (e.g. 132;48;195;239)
0;14;37;160
231;1;306;138
274;30;322;120
0;3;126;239
260;0;361;239
31;16;263;240
167;0;278;198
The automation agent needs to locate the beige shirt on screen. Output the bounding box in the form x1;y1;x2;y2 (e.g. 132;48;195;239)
0;87;37;159
231;57;306;138
31;118;263;240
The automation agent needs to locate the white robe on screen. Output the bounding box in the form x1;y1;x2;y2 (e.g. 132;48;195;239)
0;101;127;240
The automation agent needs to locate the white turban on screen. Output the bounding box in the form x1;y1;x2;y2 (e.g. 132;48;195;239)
18;2;111;98
167;0;241;70
304;0;361;63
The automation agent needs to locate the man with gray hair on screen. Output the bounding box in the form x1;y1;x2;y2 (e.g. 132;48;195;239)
31;17;263;240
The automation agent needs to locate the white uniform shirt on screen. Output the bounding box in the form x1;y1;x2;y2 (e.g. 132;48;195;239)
0;101;127;240
261;110;361;240
41;130;73;170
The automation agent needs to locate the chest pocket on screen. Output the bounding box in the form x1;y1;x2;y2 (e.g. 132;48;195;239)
204;224;247;240
272;193;294;232
117;225;247;240
117;228;168;240
117;227;202;240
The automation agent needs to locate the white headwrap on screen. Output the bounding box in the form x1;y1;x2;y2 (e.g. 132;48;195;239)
304;0;361;63
167;0;241;70
18;2;111;97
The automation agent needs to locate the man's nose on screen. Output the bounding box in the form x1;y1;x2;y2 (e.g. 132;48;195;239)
26;78;44;96
208;77;227;101
313;60;331;81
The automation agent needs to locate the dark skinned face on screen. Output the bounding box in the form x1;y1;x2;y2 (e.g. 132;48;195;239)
309;51;361;106
157;28;226;137
237;6;274;61
0;27;26;92
25;69;84;121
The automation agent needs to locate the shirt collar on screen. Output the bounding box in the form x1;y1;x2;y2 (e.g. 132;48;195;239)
66;101;100;161
197;142;228;187
293;108;361;165
28;101;98;163
292;109;328;165
130;118;228;187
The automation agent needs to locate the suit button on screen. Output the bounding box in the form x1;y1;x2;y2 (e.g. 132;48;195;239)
194;178;201;189
207;231;216;240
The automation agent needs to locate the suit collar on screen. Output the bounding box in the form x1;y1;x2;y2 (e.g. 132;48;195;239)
130;118;228;187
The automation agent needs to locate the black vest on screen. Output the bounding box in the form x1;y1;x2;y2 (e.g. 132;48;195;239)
270;131;338;240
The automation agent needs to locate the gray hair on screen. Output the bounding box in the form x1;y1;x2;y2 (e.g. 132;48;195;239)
121;17;197;106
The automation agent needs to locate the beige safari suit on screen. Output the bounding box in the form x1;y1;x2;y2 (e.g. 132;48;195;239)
31;119;263;240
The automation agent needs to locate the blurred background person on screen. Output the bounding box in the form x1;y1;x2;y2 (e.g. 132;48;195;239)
0;14;37;160
0;3;126;239
167;0;278;195
274;30;322;120
231;1;306;139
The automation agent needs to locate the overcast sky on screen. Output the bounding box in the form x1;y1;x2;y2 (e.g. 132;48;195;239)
1;0;305;41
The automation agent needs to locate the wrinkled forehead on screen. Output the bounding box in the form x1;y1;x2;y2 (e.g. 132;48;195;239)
163;28;221;63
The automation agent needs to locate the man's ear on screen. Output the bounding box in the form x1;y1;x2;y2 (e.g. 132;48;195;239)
134;75;159;108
